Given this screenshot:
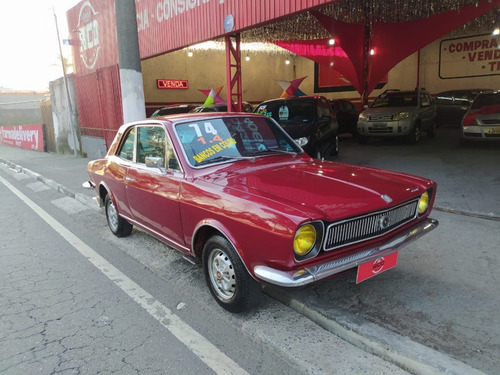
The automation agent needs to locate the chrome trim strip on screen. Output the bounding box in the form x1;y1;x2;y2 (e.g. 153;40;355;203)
254;218;438;287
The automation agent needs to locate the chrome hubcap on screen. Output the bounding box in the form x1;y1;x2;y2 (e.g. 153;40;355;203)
107;200;119;232
208;249;236;300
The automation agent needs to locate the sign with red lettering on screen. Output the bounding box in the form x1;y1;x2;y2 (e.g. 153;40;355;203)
356;251;398;283
0;124;45;152
439;33;500;79
156;79;189;89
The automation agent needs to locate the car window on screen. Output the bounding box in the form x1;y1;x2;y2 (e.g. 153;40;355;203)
118;127;136;161
255;101;314;123
175;116;301;167
137;126;166;165
472;93;500;109
318;98;331;118
372;93;417;108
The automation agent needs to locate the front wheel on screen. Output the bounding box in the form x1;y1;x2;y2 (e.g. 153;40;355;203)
203;235;261;313
407;124;421;144
105;194;132;237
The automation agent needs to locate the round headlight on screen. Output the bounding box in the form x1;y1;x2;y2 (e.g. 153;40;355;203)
293;224;316;256
394;112;410;120
418;191;429;215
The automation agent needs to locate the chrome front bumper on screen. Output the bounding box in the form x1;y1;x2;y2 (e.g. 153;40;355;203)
254;217;438;287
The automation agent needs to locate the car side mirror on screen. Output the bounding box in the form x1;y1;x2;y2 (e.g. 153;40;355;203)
145;156;163;168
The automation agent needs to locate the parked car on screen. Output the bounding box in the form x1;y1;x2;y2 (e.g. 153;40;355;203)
150;104;199;117
328;99;359;136
357;88;437;144
190;102;254;113
255;96;339;158
86;113;438;313
460;91;500;145
434;89;493;126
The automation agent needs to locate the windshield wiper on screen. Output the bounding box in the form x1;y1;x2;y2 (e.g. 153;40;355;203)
249;148;297;157
197;155;255;166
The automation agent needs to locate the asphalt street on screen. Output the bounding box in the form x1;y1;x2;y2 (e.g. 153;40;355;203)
1;125;498;374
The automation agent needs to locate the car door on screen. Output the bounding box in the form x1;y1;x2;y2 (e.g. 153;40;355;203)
106;127;136;219
125;125;185;247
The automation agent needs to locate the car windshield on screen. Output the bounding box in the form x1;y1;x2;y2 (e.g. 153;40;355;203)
255;101;314;123
371;93;417;108
175;116;302;167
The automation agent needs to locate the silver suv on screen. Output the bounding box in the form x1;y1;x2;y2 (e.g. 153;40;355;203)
357;88;437;144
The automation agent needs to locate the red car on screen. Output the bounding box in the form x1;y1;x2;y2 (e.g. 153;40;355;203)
87;113;438;313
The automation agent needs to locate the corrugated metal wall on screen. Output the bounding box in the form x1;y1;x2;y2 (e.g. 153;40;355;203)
74;65;123;149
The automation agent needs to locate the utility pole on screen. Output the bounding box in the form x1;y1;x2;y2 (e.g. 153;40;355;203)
53;8;79;157
115;0;146;123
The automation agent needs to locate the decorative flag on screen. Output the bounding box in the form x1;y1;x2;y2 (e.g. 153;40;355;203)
198;86;225;106
276;76;307;98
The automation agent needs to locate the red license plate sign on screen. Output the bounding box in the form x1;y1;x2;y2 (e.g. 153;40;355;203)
356;252;399;283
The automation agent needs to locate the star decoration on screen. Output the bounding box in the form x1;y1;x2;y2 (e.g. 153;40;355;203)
276;76;307;98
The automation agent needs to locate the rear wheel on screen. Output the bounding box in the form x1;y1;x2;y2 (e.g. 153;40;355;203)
105;194;132;237
203;235;261;313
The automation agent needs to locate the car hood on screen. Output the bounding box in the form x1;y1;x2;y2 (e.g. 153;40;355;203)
363;106;416;116
202;158;432;221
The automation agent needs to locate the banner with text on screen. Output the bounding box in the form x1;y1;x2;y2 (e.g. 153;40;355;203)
439;33;500;79
0;125;45;152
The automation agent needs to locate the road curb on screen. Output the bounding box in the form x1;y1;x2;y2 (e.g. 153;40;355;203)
0;157;99;211
263;285;486;375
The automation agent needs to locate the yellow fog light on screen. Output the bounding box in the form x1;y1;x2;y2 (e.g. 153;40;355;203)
418;191;429;215
293;224;316;256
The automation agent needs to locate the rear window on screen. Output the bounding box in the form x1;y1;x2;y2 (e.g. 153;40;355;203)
255;101;314;123
471;93;500;109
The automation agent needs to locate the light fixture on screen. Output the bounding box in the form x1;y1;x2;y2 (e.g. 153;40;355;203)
245;55;250;61
285;58;290;65
187;51;193;57
370;48;375;56
493;28;500;36
329;61;334;67
328;38;335;46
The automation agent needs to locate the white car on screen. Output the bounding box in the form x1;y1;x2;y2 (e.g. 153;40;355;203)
461;91;500;145
357;88;436;144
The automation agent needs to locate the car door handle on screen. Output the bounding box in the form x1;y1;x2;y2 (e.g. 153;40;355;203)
125;176;136;182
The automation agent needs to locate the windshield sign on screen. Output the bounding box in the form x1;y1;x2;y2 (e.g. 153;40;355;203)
175;116;301;167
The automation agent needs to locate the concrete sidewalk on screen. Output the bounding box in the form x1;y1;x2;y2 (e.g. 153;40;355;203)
0;143;96;209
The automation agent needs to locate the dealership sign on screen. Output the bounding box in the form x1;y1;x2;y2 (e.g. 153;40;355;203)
0;125;44;151
156;79;189;89
439;33;500;79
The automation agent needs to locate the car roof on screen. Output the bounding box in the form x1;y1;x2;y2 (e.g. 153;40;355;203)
257;96;325;105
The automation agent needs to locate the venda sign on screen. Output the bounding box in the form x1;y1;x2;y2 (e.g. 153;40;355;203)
439;33;500;79
0;125;44;152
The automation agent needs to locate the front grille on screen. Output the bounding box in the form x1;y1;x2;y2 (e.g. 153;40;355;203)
323;200;419;251
370;115;393;121
368;127;393;134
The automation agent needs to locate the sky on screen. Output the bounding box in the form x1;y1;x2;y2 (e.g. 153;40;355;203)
0;1;81;92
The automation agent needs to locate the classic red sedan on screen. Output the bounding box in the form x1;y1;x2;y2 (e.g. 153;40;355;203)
87;113;438;313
